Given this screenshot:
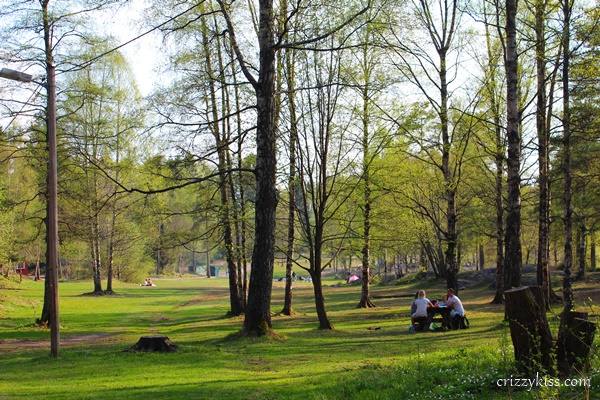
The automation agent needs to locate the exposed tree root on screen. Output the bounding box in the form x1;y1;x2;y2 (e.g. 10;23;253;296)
357;297;376;308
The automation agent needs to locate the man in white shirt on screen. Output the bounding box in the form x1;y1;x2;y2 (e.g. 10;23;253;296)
446;288;465;318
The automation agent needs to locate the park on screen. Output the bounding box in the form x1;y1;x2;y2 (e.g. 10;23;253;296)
0;268;597;399
1;0;600;398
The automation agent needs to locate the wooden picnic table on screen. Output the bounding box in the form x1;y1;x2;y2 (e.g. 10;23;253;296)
427;305;451;329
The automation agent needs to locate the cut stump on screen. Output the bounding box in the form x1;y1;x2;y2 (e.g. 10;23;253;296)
557;311;596;377
129;335;177;352
504;286;553;375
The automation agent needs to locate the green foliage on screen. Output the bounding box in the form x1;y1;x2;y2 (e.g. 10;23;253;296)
0;185;15;264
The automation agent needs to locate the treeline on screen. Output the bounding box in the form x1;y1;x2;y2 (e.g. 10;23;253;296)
0;0;599;332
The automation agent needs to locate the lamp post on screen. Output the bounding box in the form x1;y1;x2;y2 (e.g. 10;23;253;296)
0;66;60;358
0;68;33;83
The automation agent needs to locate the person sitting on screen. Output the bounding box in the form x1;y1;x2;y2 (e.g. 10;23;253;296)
411;290;433;331
140;278;156;287
410;291;419;316
445;288;466;329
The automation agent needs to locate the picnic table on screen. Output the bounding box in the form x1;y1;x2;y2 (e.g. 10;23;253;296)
427;304;451;330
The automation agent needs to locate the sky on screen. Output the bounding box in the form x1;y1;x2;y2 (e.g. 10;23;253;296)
0;0;163;130
96;0;163;97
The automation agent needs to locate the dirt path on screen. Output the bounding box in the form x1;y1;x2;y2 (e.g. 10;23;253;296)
179;289;228;307
0;333;116;352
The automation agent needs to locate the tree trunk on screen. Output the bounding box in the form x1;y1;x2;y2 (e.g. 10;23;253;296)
310;269;333;330
446;269;459;295
488;22;504;303
106;213;116;294
87;115;103;295
503;0;522;291
504;286;553;375
577;223;586;280
384;256;388;277
219;147;243;316
229;38;248;305
422;241;439;277
557;311;596;377
281;44;297;316
591;232;596;271
358;36;375;308
91;223;102;294
478;243;485;270
202;14;243;316
34;247;40;281
217;21;245;308
38;223;50;326
106;123;120;295
535;0;550;310
155;223;164;276
205;247;210;277
242;0;278;335
562;0;574;311
439;49;458;293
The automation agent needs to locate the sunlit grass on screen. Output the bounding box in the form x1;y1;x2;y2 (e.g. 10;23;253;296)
0;275;597;399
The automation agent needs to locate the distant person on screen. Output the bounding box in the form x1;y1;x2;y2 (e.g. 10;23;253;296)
141;278;156;287
445;288;465;319
411;290;433;326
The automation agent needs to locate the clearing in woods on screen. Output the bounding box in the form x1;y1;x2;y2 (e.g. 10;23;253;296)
0;274;599;400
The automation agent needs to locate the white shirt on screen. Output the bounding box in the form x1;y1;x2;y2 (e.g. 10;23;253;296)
412;297;431;318
446;294;465;316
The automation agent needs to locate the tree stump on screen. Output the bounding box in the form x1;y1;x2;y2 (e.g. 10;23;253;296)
129;336;177;352
557;311;596;377
504;286;553;375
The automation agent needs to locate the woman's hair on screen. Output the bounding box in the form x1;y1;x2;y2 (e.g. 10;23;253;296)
418;290;426;299
414;291;419;299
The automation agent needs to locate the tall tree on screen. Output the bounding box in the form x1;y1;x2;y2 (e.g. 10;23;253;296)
561;0;574;311
219;0;279;334
281;41;298;316
219;0;370;335
534;0;552;308
480;2;506;304
503;0;522;291
200;9;243;315
356;17;384;308
387;0;468;291
294;44;354;329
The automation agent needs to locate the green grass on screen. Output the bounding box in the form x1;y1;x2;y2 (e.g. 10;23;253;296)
0;275;598;400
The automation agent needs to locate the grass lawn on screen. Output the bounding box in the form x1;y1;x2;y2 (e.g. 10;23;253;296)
0;274;598;400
